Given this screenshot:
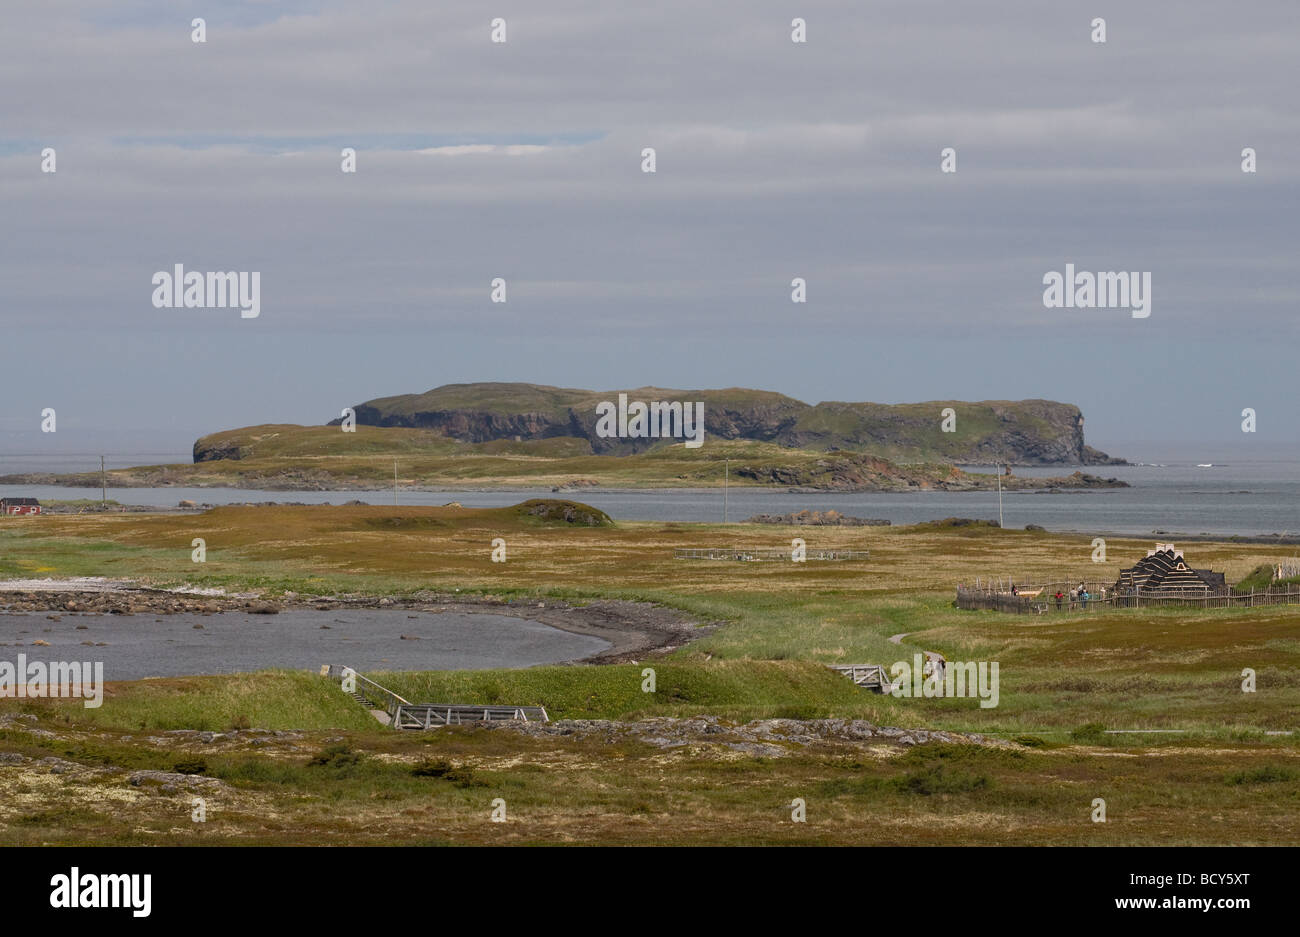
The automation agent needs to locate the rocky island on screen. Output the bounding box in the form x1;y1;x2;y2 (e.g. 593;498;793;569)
2;383;1127;493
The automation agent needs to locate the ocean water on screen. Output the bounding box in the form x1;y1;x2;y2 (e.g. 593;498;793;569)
2;447;1298;537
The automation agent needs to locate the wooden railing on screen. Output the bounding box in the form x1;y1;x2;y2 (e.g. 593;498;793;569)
829;664;898;693
324;665;548;728
324;664;411;717
392;704;549;729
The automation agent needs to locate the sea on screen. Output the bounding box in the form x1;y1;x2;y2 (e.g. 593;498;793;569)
2;444;1298;538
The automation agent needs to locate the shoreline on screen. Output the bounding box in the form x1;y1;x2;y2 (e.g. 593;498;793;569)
0;468;1127;495
2;475;1129;514
1050;529;1300;547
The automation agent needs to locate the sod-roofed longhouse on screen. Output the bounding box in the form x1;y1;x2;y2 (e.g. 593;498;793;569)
1113;543;1226;595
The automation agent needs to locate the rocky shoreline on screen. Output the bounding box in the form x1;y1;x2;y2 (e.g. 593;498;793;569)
1;465;1127;494
746;510;890;526
737;459;1128;492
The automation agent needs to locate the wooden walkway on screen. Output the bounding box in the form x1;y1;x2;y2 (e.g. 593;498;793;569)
322;665;548;729
392;704;548;729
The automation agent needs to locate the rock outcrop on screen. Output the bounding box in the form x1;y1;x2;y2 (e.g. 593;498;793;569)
745;510;891;526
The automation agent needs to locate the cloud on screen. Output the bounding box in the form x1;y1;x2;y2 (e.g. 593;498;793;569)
1;0;1297;451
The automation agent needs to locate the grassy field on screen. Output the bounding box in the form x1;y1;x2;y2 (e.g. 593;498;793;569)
1;503;1297;844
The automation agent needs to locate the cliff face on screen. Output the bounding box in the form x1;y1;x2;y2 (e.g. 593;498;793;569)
333;385;811;456
305;382;1121;465
349;403;583;446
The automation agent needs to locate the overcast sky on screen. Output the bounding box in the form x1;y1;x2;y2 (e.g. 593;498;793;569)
2;0;1297;469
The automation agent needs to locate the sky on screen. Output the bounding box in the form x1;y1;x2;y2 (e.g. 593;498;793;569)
2;0;1297;471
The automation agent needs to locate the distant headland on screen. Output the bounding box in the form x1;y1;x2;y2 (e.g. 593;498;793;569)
1;383;1127;493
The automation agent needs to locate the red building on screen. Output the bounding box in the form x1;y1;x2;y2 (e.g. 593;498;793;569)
0;497;42;515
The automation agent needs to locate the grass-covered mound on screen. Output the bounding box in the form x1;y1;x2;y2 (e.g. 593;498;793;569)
513;499;613;527
374;659;861;721
1232;563;1300;593
23;661;863;730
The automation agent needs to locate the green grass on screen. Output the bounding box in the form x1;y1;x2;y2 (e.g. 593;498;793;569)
374;659;864;721
24;671;379;733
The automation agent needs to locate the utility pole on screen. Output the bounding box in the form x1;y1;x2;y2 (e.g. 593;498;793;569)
393;459;398;506
724;459;729;524
996;463;1003;529
100;455;106;504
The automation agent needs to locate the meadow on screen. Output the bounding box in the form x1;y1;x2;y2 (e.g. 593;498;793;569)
0;502;1297;844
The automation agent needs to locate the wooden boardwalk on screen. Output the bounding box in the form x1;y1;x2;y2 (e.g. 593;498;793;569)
392;704;548;729
323;665;548;729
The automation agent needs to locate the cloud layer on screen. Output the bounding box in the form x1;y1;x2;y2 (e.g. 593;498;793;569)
2;1;1297;456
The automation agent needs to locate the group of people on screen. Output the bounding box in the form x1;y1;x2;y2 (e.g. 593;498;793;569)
1051;582;1105;610
1004;581;1108;611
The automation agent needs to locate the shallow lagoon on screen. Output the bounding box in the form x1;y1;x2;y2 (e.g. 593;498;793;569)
0;608;610;680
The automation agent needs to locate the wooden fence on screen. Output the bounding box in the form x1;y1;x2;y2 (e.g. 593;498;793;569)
956;583;1300;614
674;547;869;562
